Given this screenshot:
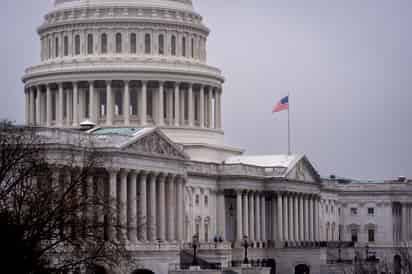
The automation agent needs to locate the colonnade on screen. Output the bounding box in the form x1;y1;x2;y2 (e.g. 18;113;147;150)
401;202;412;242
53;168;186;244
24;80;222;130
235;191;320;244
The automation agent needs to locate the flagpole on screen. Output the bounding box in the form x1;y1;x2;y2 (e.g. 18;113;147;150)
288;93;291;155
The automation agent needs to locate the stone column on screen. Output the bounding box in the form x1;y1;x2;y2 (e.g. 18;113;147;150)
288;194;294;241
128;171;138;243
73;82;79;127
217;190;226;240
249;192;255;242
25;88;29;125
139;171;148;241
236;190;243;241
79;87;84;122
124;80;130;125
108;169;118;241
89;81;96;123
283;193;289;241
315;197;320;241
188;83;194;127
176;177;184;241
261;195;266;242
167;175;175;241
208;88;213;128
216;88;222;129
36;87;42;125
277;193;283;241
106;81;113;126
174;82;180;126
58;83;64;127
294;194;299;241
402;203;408;241
119;170;128;242
304;195;309;241
149;172;157;241
158;81;164;126
299;195;304;241
46;85;52;127
28;88;33;125
140;81;147;126
243;191;249;238
309;196;314;241
158;174;166;241
255;192;261;242
199;85;205;128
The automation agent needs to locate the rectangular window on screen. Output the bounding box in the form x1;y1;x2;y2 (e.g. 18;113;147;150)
55;37;59;57
130;33;137;54
368;229;375;242
368;208;375;216
158;34;164;55
351;229;358;242
204;223;209;242
351;208;358;216
64;36;69;56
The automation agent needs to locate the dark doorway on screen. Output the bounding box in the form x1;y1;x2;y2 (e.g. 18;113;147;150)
394;255;401;274
133;269;155;274
295;264;310;274
86;265;107;274
266;259;276;274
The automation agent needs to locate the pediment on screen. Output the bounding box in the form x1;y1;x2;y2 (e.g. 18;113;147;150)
121;129;188;160
286;156;320;183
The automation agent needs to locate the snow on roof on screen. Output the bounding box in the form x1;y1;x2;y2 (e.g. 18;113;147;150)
224;154;302;168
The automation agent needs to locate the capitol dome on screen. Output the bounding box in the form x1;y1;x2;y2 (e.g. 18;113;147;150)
22;0;239;162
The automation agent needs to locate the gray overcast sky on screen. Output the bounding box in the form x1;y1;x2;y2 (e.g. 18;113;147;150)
1;0;411;180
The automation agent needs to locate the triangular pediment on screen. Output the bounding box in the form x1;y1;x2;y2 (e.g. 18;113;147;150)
285;156;320;183
121;129;189;160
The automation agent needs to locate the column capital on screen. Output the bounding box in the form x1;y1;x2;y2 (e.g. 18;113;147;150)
89;80;95;85
72;81;78;88
105;80;112;85
124;80;130;84
174;81;180;87
107;167;120;174
139;170;148;177
141;80;148;85
158;80;164;85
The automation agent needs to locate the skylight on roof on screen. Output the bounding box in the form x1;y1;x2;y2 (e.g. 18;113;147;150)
92;127;143;136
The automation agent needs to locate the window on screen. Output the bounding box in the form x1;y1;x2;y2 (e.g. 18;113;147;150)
204;195;208;207
368;229;375;242
63;36;68;56
74;35;80;55
115;33;122;53
145;34;151;54
158;34;164;55
195;194;200;206
87;34;93;54
130;33;136;54
171;35;176;56
182;37;186;57
101;33;108;54
55;37;59;57
204;223;209;242
191;38;194;58
351;208;358;216
351;229;358;242
368;208;375;216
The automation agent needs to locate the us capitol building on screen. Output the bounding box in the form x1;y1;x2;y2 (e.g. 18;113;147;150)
21;0;412;273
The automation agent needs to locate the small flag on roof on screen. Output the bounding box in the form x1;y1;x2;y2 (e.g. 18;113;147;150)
272;96;289;113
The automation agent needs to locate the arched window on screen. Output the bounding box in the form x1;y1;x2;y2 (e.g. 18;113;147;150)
74;35;81;55
182;37;186;57
144;34;151;54
158;34;164;55
171;35;176;56
63;36;68;56
115;33;122;53
55;37;59;57
130;33;137;54
87;34;93;54
101;33;107;54
191;38;194;58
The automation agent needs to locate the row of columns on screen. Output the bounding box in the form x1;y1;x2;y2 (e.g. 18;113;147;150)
401;203;412;242
235;191;320;243
63;168;186;244
24;81;222;130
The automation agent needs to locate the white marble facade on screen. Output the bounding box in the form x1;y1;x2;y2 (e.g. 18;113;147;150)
21;1;412;274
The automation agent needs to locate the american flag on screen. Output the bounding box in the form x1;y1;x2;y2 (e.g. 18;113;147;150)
272;96;289;113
